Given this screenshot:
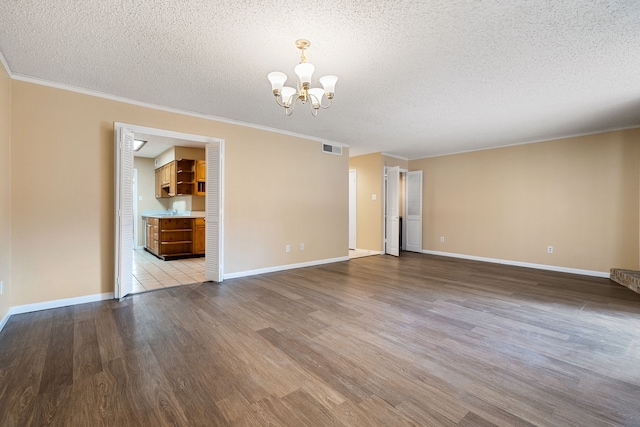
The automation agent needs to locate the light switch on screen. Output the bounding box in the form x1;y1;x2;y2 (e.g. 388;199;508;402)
372;194;377;200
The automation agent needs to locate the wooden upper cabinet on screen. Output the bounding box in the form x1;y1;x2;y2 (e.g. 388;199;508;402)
155;168;162;198
196;160;206;181
167;162;176;196
175;159;195;196
156;159;201;198
195;160;206;196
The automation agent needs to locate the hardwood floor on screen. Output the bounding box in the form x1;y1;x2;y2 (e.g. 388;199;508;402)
1;252;640;426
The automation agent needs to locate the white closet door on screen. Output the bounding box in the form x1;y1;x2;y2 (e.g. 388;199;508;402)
205;142;223;282
114;126;134;298
405;170;423;253
385;166;400;256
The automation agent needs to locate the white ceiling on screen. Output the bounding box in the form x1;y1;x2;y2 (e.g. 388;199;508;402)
1;1;639;159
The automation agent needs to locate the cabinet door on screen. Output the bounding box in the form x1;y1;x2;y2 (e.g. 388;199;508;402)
145;222;153;250
194;218;205;254
155;168;162;198
196;160;206;181
168;162;176;196
195;160;206;196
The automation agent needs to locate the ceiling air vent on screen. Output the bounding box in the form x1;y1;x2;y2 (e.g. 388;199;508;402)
322;143;342;155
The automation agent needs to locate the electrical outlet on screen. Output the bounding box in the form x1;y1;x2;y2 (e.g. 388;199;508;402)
547;246;553;253
300;243;304;250
440;236;445;243
285;245;290;253
0;280;3;295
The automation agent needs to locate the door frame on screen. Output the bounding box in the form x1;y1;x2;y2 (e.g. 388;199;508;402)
114;122;225;297
349;169;357;250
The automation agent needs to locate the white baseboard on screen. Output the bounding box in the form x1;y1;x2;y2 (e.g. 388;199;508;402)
422;250;609;278
0;310;10;332
352;249;384;255
9;292;115;316
224;256;350;280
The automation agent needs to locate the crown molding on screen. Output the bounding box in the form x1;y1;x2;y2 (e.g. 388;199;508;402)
9;72;350;149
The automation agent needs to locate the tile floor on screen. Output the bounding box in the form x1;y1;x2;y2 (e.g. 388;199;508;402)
132;248;206;294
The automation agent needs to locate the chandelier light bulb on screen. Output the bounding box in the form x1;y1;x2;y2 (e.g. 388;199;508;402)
319;75;338;98
281;87;297;106
267;71;287;94
308;88;325;108
294;62;315;88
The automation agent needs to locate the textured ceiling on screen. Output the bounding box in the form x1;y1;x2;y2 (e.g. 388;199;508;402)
1;1;639;159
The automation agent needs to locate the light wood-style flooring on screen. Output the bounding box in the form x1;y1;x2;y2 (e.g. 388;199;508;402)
1;252;640;426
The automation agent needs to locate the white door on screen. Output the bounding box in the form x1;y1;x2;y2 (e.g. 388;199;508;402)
385;166;400;256
205;142;223;282
405;170;423;253
114;126;134;298
349;170;356;250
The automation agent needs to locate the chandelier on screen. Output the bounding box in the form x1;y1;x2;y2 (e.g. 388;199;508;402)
267;39;338;116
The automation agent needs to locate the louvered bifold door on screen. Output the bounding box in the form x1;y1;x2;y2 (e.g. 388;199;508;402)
115;126;134;298
205;142;223;282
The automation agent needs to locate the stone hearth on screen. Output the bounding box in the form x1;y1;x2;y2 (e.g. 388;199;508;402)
610;269;640;295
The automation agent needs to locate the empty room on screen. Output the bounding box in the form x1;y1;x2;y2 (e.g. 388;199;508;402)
0;1;639;426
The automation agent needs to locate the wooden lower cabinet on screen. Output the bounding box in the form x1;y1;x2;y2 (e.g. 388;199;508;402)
145;218;159;254
144;217;204;259
159;218;192;257
194;218;205;254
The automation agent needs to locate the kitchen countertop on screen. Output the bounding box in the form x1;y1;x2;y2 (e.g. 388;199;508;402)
142;214;204;219
141;210;205;219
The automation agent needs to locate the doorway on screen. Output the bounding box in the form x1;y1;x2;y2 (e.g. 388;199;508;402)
114;123;225;299
384;167;423;256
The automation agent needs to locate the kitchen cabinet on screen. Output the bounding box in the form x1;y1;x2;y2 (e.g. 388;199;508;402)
175;159;195;196
143;216;204;260
194;218;206;254
145;217;159;254
159;217;193;257
195;160;206;196
155;168;162;198
156;159;197;198
156;162;175;198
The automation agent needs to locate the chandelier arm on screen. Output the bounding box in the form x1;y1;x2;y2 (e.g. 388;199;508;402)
274;94;287;108
318;97;333;109
311;107;318;117
285;96;298;115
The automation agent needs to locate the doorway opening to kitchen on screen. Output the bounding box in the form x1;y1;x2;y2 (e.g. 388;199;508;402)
114;123;224;299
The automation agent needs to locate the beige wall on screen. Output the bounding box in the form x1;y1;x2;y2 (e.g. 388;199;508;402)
0;61;11;321
410;129;640;273
348;153;411;251
134;157;167;246
175;146;205;161
11;80;348;306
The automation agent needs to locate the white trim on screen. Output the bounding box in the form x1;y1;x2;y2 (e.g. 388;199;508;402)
381;152;410;161
352;249;384;255
8;292;115;317
422;250;609;278
412;125;640;160
224;256;349;280
0;50;12;78
0;310;11;332
13;74;348;148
